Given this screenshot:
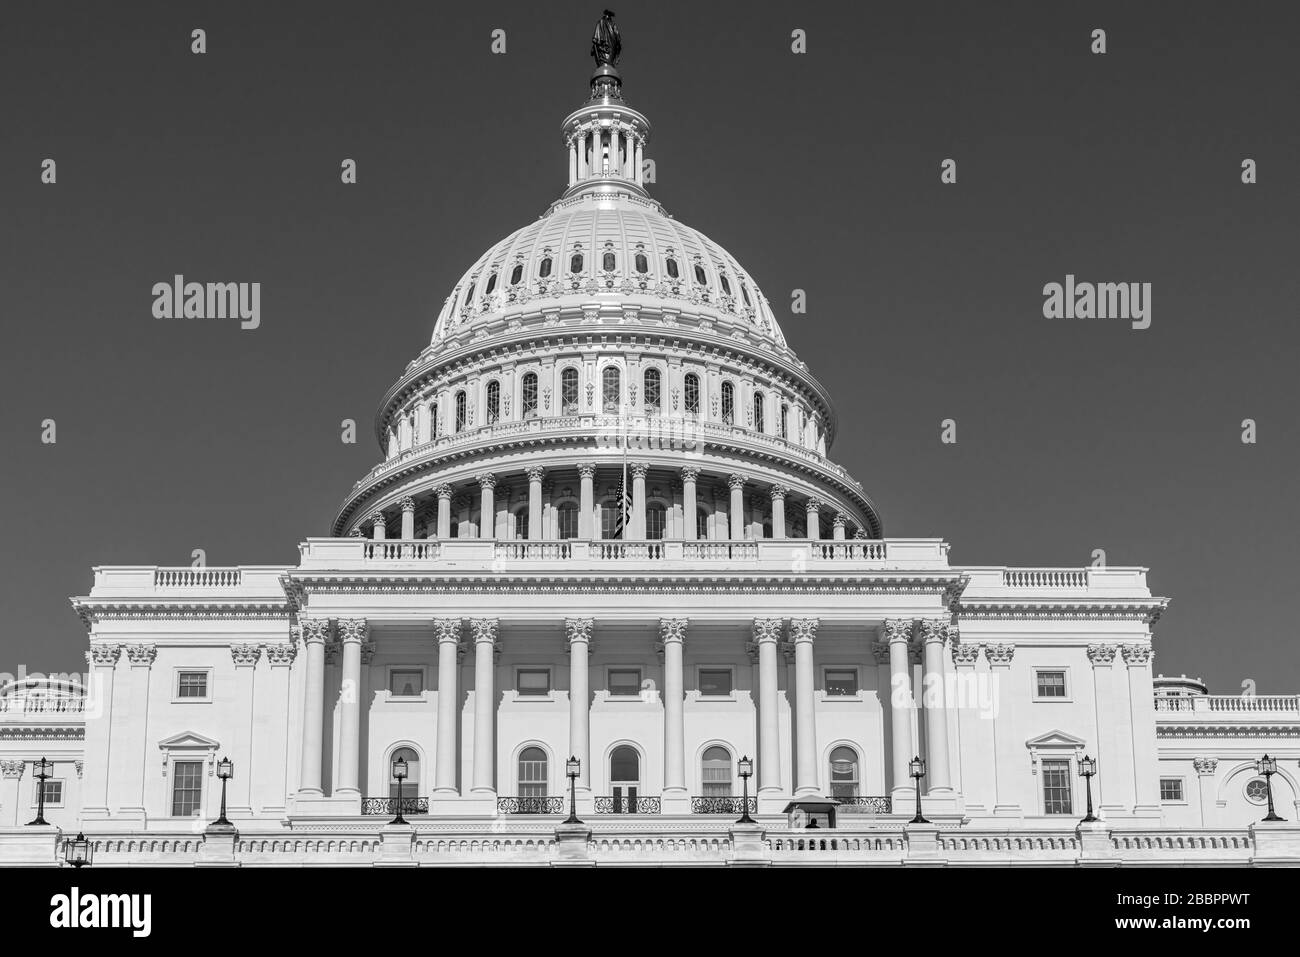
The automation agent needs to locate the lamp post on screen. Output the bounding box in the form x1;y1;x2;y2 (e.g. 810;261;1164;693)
27;757;52;826
211;756;233;827
908;755;929;824
391;755;409;825
1078;754;1098;823
564;755;583;825
63;831;92;868
736;755;755;824
1256;754;1285;822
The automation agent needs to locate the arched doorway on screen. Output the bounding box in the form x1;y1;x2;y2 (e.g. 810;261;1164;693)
389;747;419;806
610;745;641;812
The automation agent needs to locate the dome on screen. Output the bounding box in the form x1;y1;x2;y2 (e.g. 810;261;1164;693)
430;193;787;350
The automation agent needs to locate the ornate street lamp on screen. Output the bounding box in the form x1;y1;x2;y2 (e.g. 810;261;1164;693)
908;755;929;824
736;755;755;824
564;755;583;825
391;755;409;825
1256;754;1285;822
211;756;234;827
1077;754;1098;823
63;831;92;868
27;757;53;826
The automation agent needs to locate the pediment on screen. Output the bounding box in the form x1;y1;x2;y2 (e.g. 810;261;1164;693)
157;730;220;751
1025;729;1087;749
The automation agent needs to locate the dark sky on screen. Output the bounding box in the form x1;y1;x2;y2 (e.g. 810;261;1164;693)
2;1;1296;691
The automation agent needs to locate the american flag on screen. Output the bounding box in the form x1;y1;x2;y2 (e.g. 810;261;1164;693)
611;480;632;538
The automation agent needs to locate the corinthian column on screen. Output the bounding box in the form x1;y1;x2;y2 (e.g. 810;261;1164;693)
566;618;594;791
728;474;746;539
788;618;820;796
297;619;331;797
400;496;416;540
919;620;953;794
435;484;452;539
750;618;784;795
630;462;649;539
433;619;463;794
469;619;498;794
805;498;821;540
681;467;699;540
578;463;596;538
526;467;544;540
659;619;688;799
884;619;915;801
477;473;497;539
769;486;787;538
335;618;367;799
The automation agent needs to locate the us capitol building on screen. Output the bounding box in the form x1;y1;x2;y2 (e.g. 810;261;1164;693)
2;15;1297;867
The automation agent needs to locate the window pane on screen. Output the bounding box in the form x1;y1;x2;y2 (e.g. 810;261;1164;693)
1036;671;1067;697
684;374;700;414
602;367;620;411
519;747;547;797
666;258;679;279
538;257;552;279
1042;759;1073;814
721;383;734;425
517;670;550;695
561;368;579;410
696;508;710;540
646;505;666;540
609;669;641;697
699;669;732;696
644;368;661;410
522;373;539;416
825;670;858;696
172;760;204;817
390;670;423;696
177;672;207;698
753;393;765;431
486;381;500;423
557;505;579;540
1160;778;1184;802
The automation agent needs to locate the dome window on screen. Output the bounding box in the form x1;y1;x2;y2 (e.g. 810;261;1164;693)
602;251;616;272
753;391;765;432
521;372;539;418
510;263;524;285
602;367;621;412
683;373;700;415
538;256;553;279
721;381;735;426
570;253;584;274
454;390;467;433
665;257;679;280
485;271;498;295
643;368;661;413
486;380;500;424
430;402;441;438
741;283;752;308
634;253;649;274
720;273;732;296
693;264;707;285
779;402;788;440
463;282;476;309
561;367;580;413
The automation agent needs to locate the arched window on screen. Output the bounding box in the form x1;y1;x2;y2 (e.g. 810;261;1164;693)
693;263;707;285
720;273;732;296
721;381;735;425
643;367;661;413
602;251;616;272
514;507;529;540
610;745;640;809
634;252;649;274
518;747;547;799
684;373;700;415
485;271;497;295
510;263;523;285
389;747;419;801
602;367;621;413
561;367;579;413
646;504;666;540
665;257;679;280
829;746;859;798
521;372;539;418
557;504;579;540
701;746;731;797
454;390;467;433
430;402;440;438
486;380;500;424
778;402;788;440
538;256;552;278
570;252;584;274
696;507;710;540
753;391;765;432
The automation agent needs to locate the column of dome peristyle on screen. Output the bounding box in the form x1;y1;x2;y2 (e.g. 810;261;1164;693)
561;97;651;199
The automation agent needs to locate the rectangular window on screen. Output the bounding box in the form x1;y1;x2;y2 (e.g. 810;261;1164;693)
557;505;579;540
608;669;642;698
825;669;859;696
1035;670;1068;699
176;671;209;700
646;506;666;540
699;669;733;697
516;669;551;696
1041;759;1073;815
389;669;424;697
701;762;730;797
1160;778;1185;802
171;760;204;817
34;779;63;807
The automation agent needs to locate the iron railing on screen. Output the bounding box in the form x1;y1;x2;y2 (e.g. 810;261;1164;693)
594;795;662;814
361;796;428;816
497;795;565;815
691;795;757;815
835;795;892;814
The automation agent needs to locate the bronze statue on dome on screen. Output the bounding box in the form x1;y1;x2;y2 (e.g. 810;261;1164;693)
591;10;622;67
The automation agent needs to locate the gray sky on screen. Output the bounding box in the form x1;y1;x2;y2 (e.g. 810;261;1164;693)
1;1;1296;692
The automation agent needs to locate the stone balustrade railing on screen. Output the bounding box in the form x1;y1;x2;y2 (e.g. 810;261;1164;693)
0;696;86;714
154;567;243;588
1155;695;1300;715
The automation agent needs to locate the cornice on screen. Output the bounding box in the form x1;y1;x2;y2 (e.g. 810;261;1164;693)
1156;724;1300;739
952;599;1168;625
70;598;294;630
0;726;85;740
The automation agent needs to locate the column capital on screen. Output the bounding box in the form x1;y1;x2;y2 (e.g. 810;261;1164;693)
300;618;332;645
871;641;892;665
680;466;700;483
265;643;298;666
87;643;122;667
951;641;981;666
337;618;369;644
727;472;747;491
832;513;847;529
1192;757;1219;776
804;497;822;514
1086;643;1118;666
231;643;262;668
433;618;463;644
984;642;1015;666
883;618;913;645
578;462;598;479
125;643;157;667
1121;642;1153;666
784;618;818;656
399;496;416;513
751;617;784;643
0;760;24;779
769;484;787;501
360;640;378;665
368;510;386;529
658;618;687;645
630;461;650;479
526;466;545;483
918;619;949;645
477;472;498;490
434;483;453;499
469;618;499;646
565;617;594;652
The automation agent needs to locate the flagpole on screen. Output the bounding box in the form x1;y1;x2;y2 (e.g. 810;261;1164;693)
621;400;628;538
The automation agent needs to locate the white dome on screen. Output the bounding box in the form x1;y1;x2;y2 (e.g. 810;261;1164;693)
430;191;786;349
